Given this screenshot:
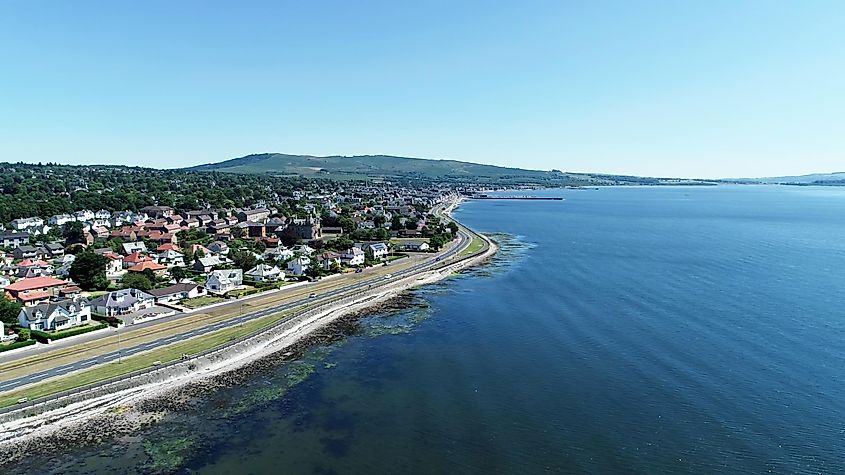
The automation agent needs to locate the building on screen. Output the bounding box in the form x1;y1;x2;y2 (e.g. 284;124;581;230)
194;256;223;273
140;205;175;219
89;288;155;316
0;232;30;248
122;241;147;255
237;208;271;223
319;252;342;270
10;217;44;232
206;269;243;293
126;261;168;277
18;298;92;331
284;218;322;240
402;240;430;251
340;247;365;266
362;242;389;260
244;264;284;282
148;282;206;303
286;256;310;276
4;276;69;306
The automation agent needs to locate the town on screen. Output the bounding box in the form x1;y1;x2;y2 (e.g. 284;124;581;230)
0;182;461;352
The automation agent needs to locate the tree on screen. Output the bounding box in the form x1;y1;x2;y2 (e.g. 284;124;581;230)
62;221;86;245
122;272;153;291
230;249;257;271
447;222;459;234
0;299;21;325
390;216;404;231
69;251;109;290
170;266;187;281
17;328;30;342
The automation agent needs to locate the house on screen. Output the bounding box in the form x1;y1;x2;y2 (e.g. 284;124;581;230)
0;232;30;248
123;252;153;268
207;241;229;255
0;276;9;289
291;244;315;256
362;242;389;260
286;256;310;276
340;247;365;266
18;298;92;331
122;241;147;255
284;218;322;240
319;252;342;270
89;288;155;316
4;276;69;306
156;246;185;267
43;242;65;258
193;256;223;273
148;282;206;303
237;208;271;223
48;214;75;226
102;252;124;277
12;246;38;260
245;264;283;282
126;261;168;277
140;205;175;219
402;240;430;251
206;269;243;293
11;217;44;233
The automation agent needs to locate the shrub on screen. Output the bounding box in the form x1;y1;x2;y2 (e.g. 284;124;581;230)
31;323;109;342
0;339;36;353
91;313;122;327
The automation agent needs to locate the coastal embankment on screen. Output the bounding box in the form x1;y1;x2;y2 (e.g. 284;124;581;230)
0;201;495;455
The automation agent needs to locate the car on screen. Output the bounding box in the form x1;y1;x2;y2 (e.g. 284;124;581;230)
355;268;363;273
384;274;393;279
309;293;317;298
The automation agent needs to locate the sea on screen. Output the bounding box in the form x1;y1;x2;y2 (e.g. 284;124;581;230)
15;185;845;474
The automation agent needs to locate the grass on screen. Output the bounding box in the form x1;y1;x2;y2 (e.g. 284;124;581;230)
226;286;256;298
0;309;296;409
180;296;225;309
458;233;486;258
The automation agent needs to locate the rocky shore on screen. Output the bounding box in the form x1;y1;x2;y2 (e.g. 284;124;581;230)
0;291;442;468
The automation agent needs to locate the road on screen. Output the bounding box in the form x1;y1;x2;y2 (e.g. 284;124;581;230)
0;216;476;394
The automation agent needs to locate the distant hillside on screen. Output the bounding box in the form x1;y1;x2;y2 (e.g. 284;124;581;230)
727;172;845;185
186;153;707;186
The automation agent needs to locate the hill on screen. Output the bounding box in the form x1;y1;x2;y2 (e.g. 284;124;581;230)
726;172;845;185
186;153;707;186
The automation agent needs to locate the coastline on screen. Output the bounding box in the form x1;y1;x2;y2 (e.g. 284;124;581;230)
0;198;496;457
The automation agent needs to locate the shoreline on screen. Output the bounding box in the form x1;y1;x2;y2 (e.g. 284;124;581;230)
0;199;496;456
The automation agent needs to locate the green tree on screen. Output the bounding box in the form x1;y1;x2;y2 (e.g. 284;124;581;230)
230;249;257;271
447;222;459;234
170;266;187;281
0;299;22;325
121;272;153;291
18;328;31;342
69;251;109;290
62;221;86;245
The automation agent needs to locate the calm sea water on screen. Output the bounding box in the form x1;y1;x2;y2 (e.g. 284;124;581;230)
28;186;845;474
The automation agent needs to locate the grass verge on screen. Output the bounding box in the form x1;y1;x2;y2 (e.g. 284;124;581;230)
180;296;225;309
0;309;295;409
458;233;486;258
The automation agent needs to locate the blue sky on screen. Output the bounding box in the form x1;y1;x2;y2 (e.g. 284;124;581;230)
1;1;842;178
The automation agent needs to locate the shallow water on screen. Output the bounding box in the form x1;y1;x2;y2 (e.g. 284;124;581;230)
18;185;845;474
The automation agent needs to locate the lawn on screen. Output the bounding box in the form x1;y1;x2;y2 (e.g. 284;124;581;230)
226;286;256;298
0;308;297;409
458;233;486;258
180;296;225;309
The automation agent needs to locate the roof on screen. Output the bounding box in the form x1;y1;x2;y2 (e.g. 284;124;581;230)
4;276;68;292
127;261;167;272
90;288;154;309
20;298;87;320
124;252;151;263
148;282;200;297
156;243;181;252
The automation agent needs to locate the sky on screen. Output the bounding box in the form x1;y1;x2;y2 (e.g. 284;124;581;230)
0;1;843;178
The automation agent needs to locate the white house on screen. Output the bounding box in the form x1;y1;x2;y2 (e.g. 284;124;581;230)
286;256;310;276
363;242;389;260
206;269;243;293
74;210;95;222
194;256;223;273
48;214;75;226
11;217;44;232
157;249;185;267
245;264;283;282
291;244;315;256
340;247;365;266
207;241;229;255
89;288;155;316
319;252;342;270
18;298;92;331
122;241;147;255
403;240;430;251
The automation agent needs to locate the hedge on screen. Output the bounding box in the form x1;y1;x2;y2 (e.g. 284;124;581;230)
0;339;36;353
30;323;109;343
91;313;123;328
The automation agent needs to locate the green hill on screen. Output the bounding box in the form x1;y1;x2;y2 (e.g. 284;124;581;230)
187;153;562;182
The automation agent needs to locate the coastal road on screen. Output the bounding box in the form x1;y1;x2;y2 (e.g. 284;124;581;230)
0;224;476;394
